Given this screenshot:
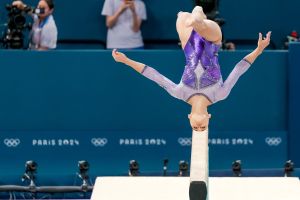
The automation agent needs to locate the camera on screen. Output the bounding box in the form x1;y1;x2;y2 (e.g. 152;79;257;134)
2;4;43;49
22;160;38;187
129;160;139;176
232;160;242;177
25;160;38;173
284;160;294;177
78;160;89;173
6;5;31;29
2;5;30;49
178;160;189;176
34;8;45;15
78;160;90;181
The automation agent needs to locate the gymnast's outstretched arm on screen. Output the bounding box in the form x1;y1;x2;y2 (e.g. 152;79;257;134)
112;49;180;99
112;49;145;73
215;31;271;101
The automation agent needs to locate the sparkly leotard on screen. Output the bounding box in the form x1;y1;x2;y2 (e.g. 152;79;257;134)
141;30;251;103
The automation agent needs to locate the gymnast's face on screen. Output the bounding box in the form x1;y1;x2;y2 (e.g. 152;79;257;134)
188;113;210;132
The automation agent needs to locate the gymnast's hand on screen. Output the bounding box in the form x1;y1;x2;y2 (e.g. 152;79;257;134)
257;31;271;53
112;49;128;63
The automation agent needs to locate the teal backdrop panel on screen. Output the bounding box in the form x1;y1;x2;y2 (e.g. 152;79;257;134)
0;50;288;184
219;0;299;48
0;130;287;183
288;43;300;167
213;50;288;131
0;50;287;131
0;50;189;130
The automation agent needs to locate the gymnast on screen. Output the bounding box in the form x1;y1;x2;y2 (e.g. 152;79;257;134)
112;6;271;132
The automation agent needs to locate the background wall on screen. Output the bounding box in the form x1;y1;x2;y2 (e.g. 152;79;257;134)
219;0;299;48
288;43;300;169
0;50;289;184
0;0;299;48
0;50;287;131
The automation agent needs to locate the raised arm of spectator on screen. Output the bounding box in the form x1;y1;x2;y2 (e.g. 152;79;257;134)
128;1;142;32
12;1;34;16
12;1;26;9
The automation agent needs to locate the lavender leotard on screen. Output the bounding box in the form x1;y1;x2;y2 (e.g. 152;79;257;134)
141;30;251;103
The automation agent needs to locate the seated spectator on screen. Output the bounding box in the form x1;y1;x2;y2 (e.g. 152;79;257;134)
284;30;299;49
101;0;147;49
223;41;236;51
12;0;57;50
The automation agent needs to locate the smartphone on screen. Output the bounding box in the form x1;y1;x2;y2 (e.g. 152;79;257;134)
34;7;45;14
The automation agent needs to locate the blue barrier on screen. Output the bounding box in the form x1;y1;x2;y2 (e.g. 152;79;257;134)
0;50;289;184
0;130;287;176
0;50;287;131
288;43;300;166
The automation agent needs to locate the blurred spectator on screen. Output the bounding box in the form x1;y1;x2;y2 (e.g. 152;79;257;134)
222;41;236;51
194;0;219;20
12;0;57;50
101;0;147;49
284;30;299;49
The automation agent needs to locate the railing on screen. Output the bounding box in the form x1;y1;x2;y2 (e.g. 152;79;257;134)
0;185;93;193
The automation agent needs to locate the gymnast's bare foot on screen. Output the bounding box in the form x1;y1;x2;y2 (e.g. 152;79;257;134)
185;6;207;27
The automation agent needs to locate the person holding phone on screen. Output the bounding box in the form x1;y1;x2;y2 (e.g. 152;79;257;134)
101;0;147;49
12;0;57;50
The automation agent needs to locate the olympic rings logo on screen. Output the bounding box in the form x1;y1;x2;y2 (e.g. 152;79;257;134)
265;137;282;146
91;138;108;147
178;138;192;146
3;138;21;147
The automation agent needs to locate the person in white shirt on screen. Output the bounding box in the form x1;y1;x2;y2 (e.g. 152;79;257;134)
13;0;57;50
101;0;147;49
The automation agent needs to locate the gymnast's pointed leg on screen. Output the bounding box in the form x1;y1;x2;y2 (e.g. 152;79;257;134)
185;6;222;44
